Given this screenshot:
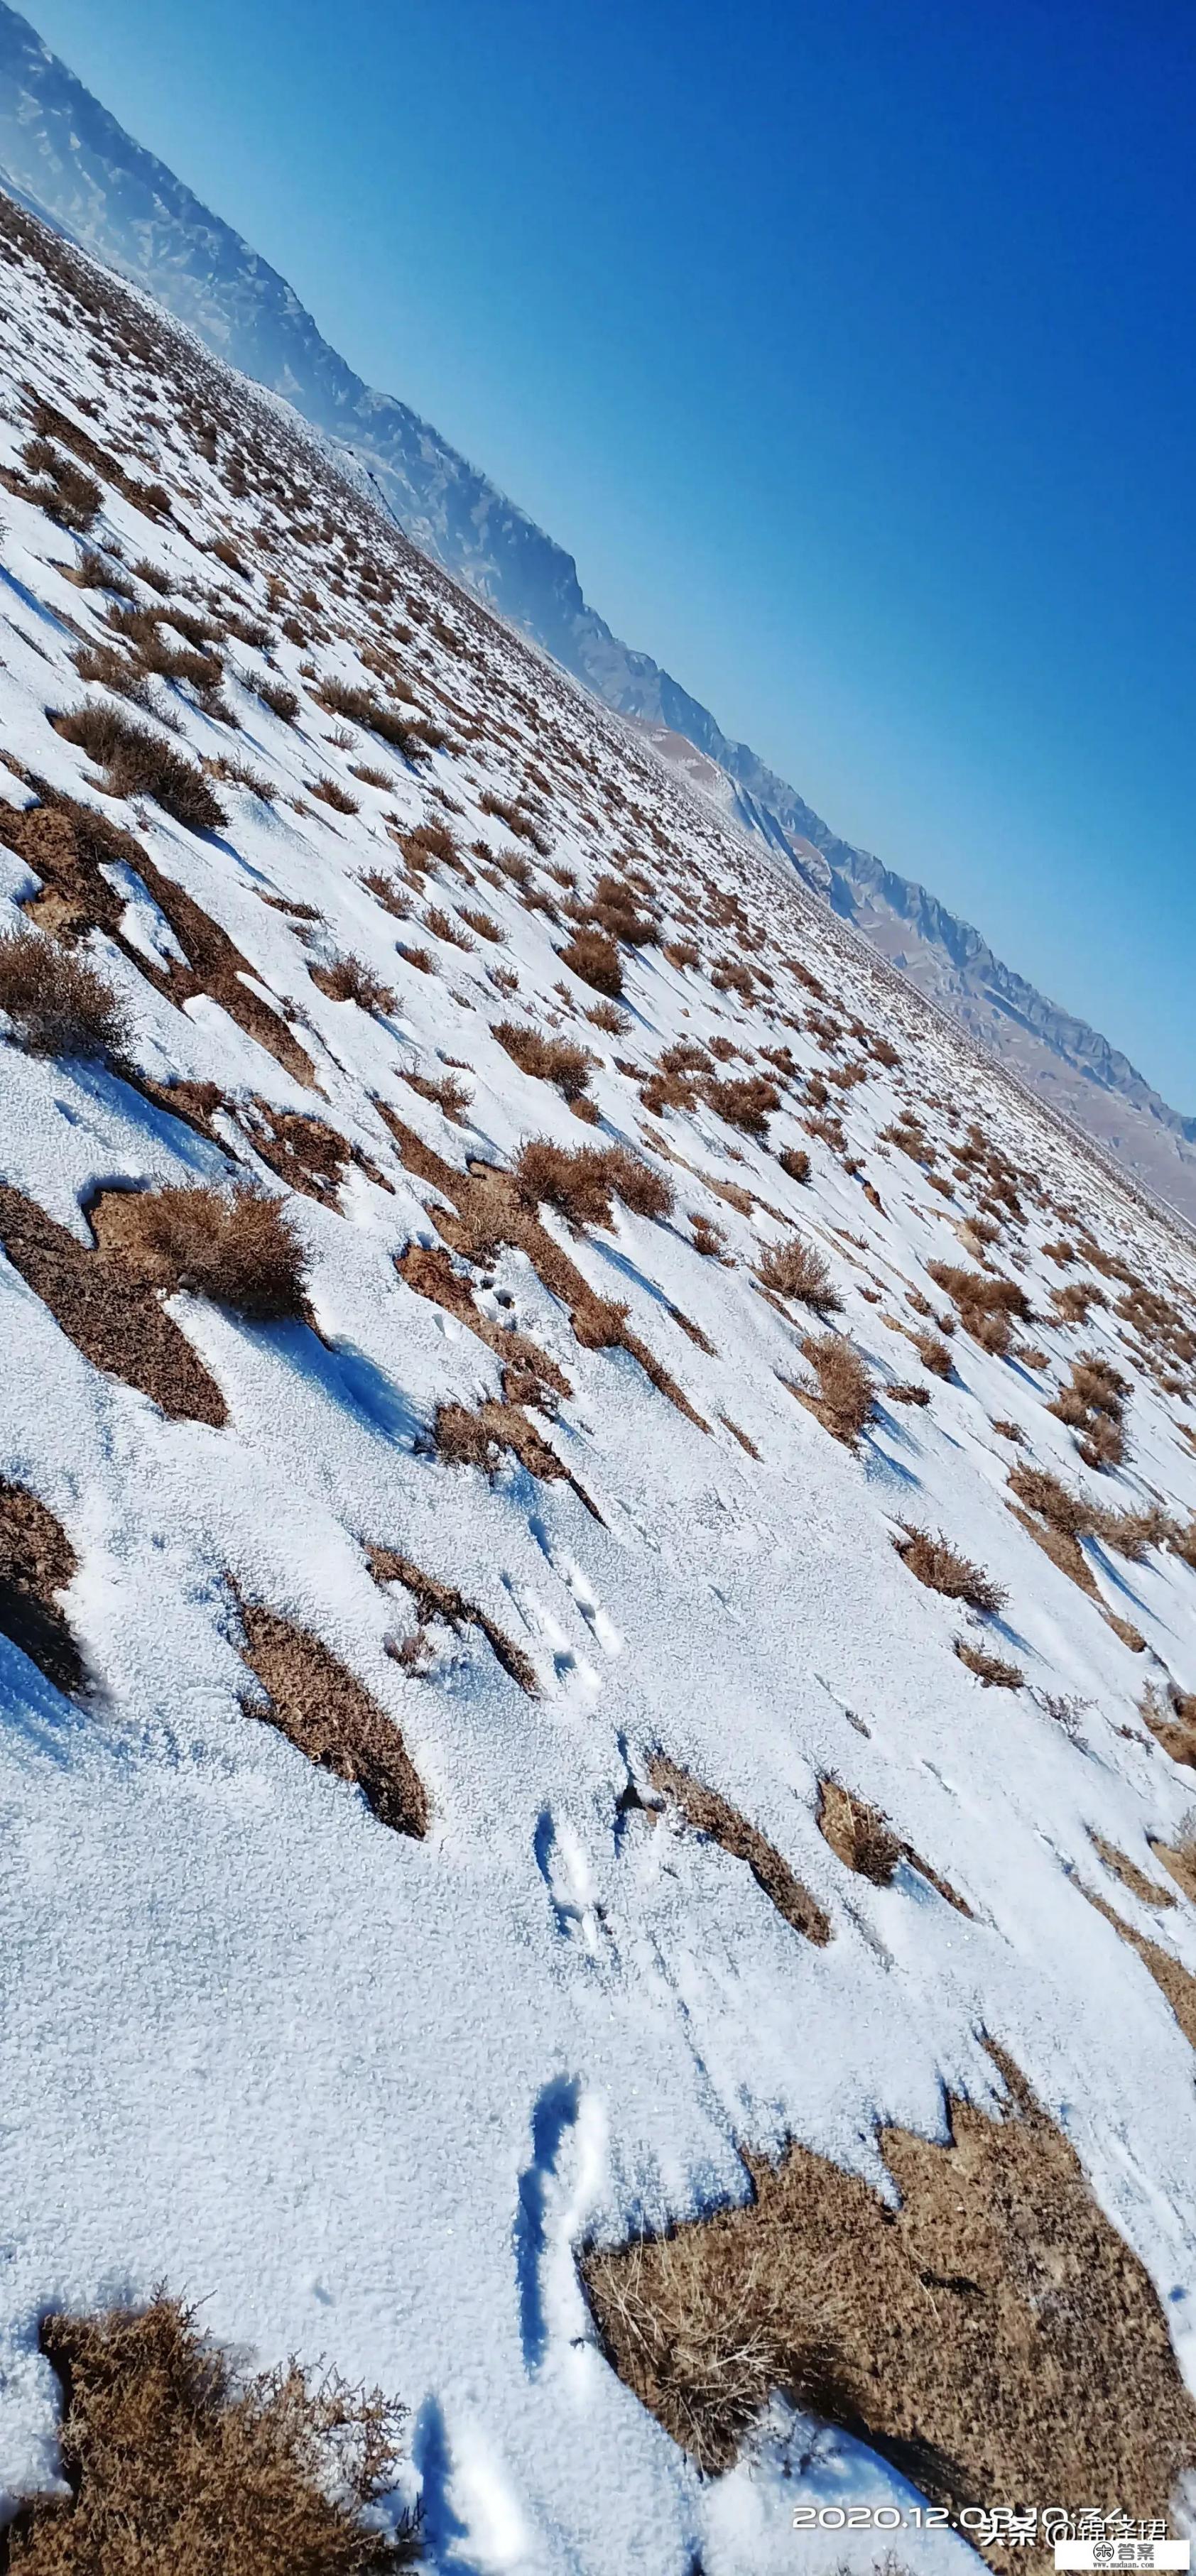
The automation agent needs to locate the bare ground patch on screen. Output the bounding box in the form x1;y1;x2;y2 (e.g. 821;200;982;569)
0;1184;227;1425
648;1754;830;1945
234;1595;428;1838
367;1545;537;1694
1;2291;418;2572
581;2046;1196;2514
0;1479;85;1695
1081;1886;1196;2051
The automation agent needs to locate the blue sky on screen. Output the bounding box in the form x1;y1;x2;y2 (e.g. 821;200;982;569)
23;0;1196;1102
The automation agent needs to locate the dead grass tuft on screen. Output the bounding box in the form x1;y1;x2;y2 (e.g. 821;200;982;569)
236;1595;427;1836
0;927;126;1060
367;1546;537;1694
92;1182;305;1319
648;1754;830;1945
54;705;226;831
3;2291;418;2572
311;955;396;1015
913;1330;954;1379
492;1022;592;1101
581;2045;1196;2497
795;1333;876;1446
816;1777;970;1908
705;1074;780;1135
558;927;623;996
0;1183;227;1425
0;1478;85;1696
895;1527;1007;1614
756;1235;841;1310
955;1639;1025;1688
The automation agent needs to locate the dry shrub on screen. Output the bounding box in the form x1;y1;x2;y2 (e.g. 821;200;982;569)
778;1146;811;1184
312;955;395;1014
256;677;300;723
460;907;505;944
589;872;658;947
54;705;226;831
914;1330;953;1379
401;1068;472;1123
18;438;102;530
237;1595;427;1836
597;1143;673;1221
492;1022;592;1101
515;1138;616;1231
895;1527;1006;1614
706;1075;780;1135
690;1213;729;1262
797;1333;876;1445
310;774;359;815
581;2046;1196;2496
927;1260;1031;1348
0;1478;85;1696
586;998;628;1034
559;927;623;996
0;1183;227;1426
94;1183;305;1319
396;944;434;974
3;2291;417;2572
756;1235;841;1310
648;1753;830;1944
0;927;126;1060
955;1639;1025;1688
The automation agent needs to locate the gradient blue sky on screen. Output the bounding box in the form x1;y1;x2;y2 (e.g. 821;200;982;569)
23;0;1196;1101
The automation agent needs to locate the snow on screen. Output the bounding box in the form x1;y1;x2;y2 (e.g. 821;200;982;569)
0;206;1195;2572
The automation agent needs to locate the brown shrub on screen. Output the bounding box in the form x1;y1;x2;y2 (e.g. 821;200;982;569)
706;1075;780;1135
589;872;658;947
310;774;359;814
598;1144;674;1221
586;998;629;1034
796;1333;876;1446
256;677;300;723
514;1138;616;1230
895;1527;1007;1614
0;1478;85;1696
955;1639;1025;1688
777;1146;811;1184
311;955;396;1015
648;1754;830;1944
581;2043;1196;2493
54;705;226;831
237;1595;427;1836
2;2293;417;2574
913;1330;953;1379
756;1235;841;1310
460;907;505;944
0;927;126;1060
492;1022;592;1101
94;1183;305;1319
559;928;623;996
690;1213;729;1261
396;944;435;974
927;1260;1031;1331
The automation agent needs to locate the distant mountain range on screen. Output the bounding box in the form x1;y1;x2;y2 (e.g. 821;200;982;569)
1;0;1192;1218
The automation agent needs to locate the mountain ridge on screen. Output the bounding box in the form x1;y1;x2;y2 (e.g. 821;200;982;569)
0;0;1192;1215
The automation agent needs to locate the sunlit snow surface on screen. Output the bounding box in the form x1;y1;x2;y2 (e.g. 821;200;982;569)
0;218;1194;2572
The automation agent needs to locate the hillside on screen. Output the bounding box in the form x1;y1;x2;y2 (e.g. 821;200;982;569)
2;193;1196;2572
0;0;1193;1229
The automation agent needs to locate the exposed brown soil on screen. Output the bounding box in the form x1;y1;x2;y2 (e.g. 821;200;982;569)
817;1777;972;1914
367;1544;537;1693
0;781;312;1083
0;1184;227;1424
648;1754;830;1945
582;2044;1196;2518
1082;1886;1196;2051
1;2292;417;2573
0;1479;85;1694
1089;1834;1175;1909
376;1108;706;1429
1151;1834;1196;1906
234;1596;428;1838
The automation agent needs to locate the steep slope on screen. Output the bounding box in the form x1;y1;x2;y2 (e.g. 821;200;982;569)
3;193;1196;2570
0;0;1192;1230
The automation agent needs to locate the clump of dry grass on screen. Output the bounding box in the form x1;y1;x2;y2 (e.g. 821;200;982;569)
1049;1350;1131;1473
1;1181;227;1426
926;1260;1031;1355
237;1595;428;1836
513;1137;673;1230
706;1074;780;1135
94;1182;305;1319
796;1333;876;1445
54;704;226;831
558;927;624;996
895;1527;1007;1613
648;1753;830;1944
492;1021;593;1101
955;1639;1025;1688
913;1329;953;1379
256;677;300;723
311;955;396;1015
18;437;102;530
367;1546;536;1695
690;1213;729;1261
310;774;359;815
3;2291;418;2572
0;1477;85;1696
0;926;126;1060
581;2045;1196;2496
756;1235;841;1310
777;1146;811;1184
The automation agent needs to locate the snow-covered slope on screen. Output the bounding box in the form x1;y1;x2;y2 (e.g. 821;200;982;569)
3;193;1196;2571
0;0;1192;1230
